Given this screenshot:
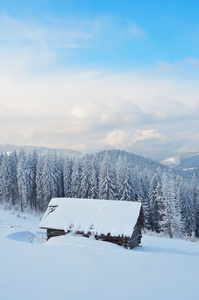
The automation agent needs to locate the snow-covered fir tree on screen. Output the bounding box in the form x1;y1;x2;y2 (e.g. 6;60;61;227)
0;153;15;207
36;156;45;211
42;154;57;210
98;155;117;200
17;150;28;212
26;153;36;209
149;169;162;232
120;164;132;201
63;157;72;198
80;155;91;199
190;174;199;237
71;158;81;198
181;182;196;237
159;172;180;238
53;154;64;198
90;156;99;199
139;169;151;230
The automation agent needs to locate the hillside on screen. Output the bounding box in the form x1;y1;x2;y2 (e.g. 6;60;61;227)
1;208;199;300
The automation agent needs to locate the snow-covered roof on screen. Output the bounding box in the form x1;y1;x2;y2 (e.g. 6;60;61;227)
39;198;142;237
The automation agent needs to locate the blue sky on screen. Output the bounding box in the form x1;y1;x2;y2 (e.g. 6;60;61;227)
0;0;199;159
2;0;199;69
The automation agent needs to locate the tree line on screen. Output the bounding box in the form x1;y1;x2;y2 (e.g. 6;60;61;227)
0;149;198;240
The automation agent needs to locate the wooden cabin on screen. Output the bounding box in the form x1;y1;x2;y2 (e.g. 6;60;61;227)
39;198;144;249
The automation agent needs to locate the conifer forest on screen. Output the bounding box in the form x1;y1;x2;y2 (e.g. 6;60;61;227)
0;149;198;240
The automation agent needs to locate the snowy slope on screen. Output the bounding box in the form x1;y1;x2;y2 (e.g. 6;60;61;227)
1;209;199;300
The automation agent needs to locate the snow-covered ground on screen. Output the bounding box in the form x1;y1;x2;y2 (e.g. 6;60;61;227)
1;209;199;300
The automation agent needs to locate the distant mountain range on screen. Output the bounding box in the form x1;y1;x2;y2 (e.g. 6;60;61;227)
1;143;199;177
161;152;199;177
0;144;81;157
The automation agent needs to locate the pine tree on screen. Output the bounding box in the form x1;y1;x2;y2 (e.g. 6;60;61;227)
195;194;199;238
36;156;45;211
0;154;14;207
63;157;72;198
53;154;63;198
80;155;91;199
115;156;125;200
191;174;198;206
120;164;132;201
10;151;19;206
90;156;99;199
149;168;162;233
190;174;199;236
31;149;38;208
174;176;186;236
159;172;178;238
17;151;27;212
131;167;140;202
71;158;81;198
42;154;57;209
26;153;36;209
98;156;116;200
139;169;151;230
181;182;196;236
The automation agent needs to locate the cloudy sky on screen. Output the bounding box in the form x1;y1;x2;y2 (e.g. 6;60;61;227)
0;0;199;160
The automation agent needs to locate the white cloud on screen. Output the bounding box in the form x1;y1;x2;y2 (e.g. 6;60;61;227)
0;14;199;158
0;14;97;45
0;13;146;57
1;61;199;155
